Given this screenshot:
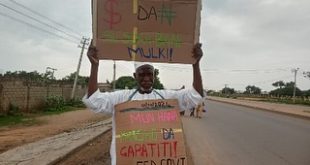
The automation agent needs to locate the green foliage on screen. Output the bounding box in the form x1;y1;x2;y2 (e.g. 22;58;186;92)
153;69;164;89
244;85;261;94
0;96;85;127
303;90;310;96
4;70;46;82
115;76;137;89
0;115;23;126
285;81;295;87
303;71;310;79
263;97;310;106
66;98;85;108
2;70;90;86
272;81;285;89
44;95;86;113
115;68;164;89
207;90;216;95
8;103;20;116
270;87;302;96
44;96;65;112
0;106;40;127
0;115;40;127
153;81;164;89
221;87;235;95
61;72;89;86
270;81;302;96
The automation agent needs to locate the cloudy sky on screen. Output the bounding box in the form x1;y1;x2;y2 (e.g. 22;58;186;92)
0;0;309;92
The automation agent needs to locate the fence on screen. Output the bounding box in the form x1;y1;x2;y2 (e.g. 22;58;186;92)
0;78;87;114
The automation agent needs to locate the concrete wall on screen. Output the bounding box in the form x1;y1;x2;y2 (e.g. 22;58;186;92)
0;79;88;114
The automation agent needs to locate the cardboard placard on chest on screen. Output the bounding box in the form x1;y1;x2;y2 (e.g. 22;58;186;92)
114;99;188;165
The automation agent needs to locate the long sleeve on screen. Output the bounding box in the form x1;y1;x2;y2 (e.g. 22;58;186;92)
157;87;203;111
82;89;134;114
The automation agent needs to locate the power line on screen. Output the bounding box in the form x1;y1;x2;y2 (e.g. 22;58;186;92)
9;0;82;37
0;2;80;41
0;12;77;44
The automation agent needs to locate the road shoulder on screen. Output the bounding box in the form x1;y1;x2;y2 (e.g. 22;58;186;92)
208;96;310;119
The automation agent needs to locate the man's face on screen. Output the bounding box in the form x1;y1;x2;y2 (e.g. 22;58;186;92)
134;64;154;92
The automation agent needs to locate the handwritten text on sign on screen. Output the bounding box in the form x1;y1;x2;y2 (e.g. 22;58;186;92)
115;99;188;165
93;0;201;64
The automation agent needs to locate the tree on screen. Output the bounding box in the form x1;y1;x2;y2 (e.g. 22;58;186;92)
44;70;54;80
303;71;310;79
271;80;286;96
285;81;295;87
270;81;302;96
272;81;285;89
303;90;310;96
207;90;218;96
245;85;261;94
153;69;164;89
3;70;46;82
115;68;164;89
115;76;136;89
62;72;89;86
221;87;235;94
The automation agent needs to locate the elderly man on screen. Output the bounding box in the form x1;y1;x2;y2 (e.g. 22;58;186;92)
83;42;204;165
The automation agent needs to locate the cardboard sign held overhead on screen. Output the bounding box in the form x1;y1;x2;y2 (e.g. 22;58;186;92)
114;99;188;165
92;0;201;64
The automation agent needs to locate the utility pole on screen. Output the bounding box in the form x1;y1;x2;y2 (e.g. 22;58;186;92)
291;68;299;103
113;60;116;91
45;67;56;98
71;37;90;99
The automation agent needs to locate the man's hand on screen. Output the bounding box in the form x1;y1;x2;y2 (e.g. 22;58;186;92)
192;43;203;64
87;41;99;66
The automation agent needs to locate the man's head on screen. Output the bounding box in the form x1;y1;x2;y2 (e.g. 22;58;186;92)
133;63;155;93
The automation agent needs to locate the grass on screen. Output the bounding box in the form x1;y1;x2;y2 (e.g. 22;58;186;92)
261;99;310;106
0;115;41;127
0;106;85;128
42;106;84;115
0;96;86;128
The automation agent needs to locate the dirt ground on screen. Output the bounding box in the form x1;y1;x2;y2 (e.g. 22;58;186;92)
0;109;109;154
56;130;194;165
0;109;194;165
56;131;112;165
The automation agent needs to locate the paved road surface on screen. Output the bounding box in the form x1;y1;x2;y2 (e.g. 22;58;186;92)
182;100;310;165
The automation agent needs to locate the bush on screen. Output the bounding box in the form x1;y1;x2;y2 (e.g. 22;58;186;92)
66;98;85;108
8;103;20;116
45;95;65;112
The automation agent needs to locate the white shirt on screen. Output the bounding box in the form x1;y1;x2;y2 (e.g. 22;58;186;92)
82;87;202;165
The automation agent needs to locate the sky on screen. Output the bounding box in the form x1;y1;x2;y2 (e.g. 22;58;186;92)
0;0;309;92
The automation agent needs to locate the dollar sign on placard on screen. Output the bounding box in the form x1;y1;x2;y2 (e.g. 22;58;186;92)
104;0;122;30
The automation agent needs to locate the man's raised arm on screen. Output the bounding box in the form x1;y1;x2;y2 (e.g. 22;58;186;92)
192;43;204;97
86;42;99;98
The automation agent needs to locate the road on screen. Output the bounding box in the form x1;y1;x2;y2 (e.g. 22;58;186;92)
182;100;310;165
